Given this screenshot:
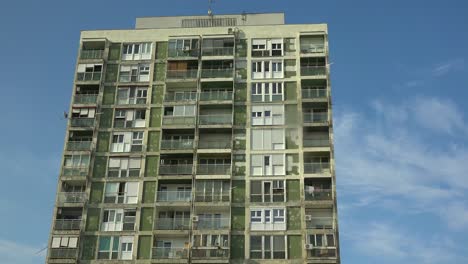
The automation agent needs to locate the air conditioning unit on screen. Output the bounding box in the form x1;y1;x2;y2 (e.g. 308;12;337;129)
304;244;314;250
192;216;199;222
305;215;312;221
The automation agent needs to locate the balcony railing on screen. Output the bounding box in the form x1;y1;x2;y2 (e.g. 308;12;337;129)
305;217;334;229
300;44;325;54
197;164;231;175
199;91;233;101
304;189;332;201
160;139;194;150
54;219;81;230
76;72;101;81
162;116;196;126
300;66;327;76
307;248;336;258
198;140;232;149
166;69;198;79
157;190;192;202
70;118;95;127
192;248;229;258
195;192;230;202
155;217;191;230
62;167;88;177
164;91;197;102
201;68;233;78
194;217;230;230
57;192;86;203
80;49;104;59
159;164;193;175
304;162;330;174
49;248;77;259
73;94;98;104
303;112;328;123
302;87;327;99
202;47;234;56
103;193;137;204
303;138;330;147
199;114;232;125
66;141;92;151
168;49;199;58
250;193;285;203
152;247;188;259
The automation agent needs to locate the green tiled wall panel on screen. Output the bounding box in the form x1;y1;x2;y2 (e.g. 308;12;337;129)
142;181;156;203
288;235;302;259
96;132;110;152
102;86;115;105
92;156;107;178
230;235;245;259
287;207;301;230
137;235;152;259
232;180;245;203
90;182;104;204
145;156;159;177
85;208;100;231
140;208;154;231
147;131;160;152
231;207;245;230
287;180;300;201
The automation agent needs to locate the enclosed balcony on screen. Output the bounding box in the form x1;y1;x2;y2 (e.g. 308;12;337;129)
301;79;328;100
305;178;332;201
57;183;86;204
199;105;232;126
167;61;198;79
201;60;233;78
162;105;196;126
194;211;230;230
79;41;105;60
168;38;200;58
197;156;231;175
199;89;233;101
164;90;197;102
66;131;93;151
251;38;283;57
192;234;229;259
198;129;232;150
300;57;327;77
304;153;331;174
152;236;189;259
195;180;230;203
54;208;82;231
192;248;229;258
159;156;193;175
70;107;96;127
306;208;334;229
300;35;326;54
306;233;337;259
49;248;78;259
62;154;89;177
303;103;329;125
76;64;102;81
201;37;234;56
160;130;194;150
155;211;191;230
303;127;330;148
157;183;192;202
74;85;99;104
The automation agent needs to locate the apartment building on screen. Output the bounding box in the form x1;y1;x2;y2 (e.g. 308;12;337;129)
47;13;340;264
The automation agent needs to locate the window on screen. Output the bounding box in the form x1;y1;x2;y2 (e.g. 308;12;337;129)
77;64;102;81
250;236;286;259
112;134;124;143
117;87;148;105
264;111;271;117
251;210;262;222
251;105;284;126
164;105;196;117
119;64;150;82
252;111;262;118
122;43;152;60
104;182;139;204
251;129;285;150
63;154;90;168
108;157;141;177
273;209;285;222
51;236;78;249
252;61;262;72
309;233;335;248
251;82;283;102
98;236;119;259
251;154;285;176
272;62;282;72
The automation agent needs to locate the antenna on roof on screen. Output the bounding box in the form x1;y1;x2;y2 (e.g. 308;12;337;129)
208;0;214;17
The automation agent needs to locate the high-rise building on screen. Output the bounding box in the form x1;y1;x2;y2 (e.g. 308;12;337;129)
47;13;340;264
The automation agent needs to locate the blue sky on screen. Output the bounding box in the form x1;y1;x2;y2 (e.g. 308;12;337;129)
0;0;467;263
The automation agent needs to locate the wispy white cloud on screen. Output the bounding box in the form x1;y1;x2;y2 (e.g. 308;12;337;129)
0;239;45;264
432;58;465;77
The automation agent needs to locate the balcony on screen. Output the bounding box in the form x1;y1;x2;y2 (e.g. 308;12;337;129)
201;68;233;78
301;66;327;76
192;248;229;258
66;141;92;151
307;248;336;258
162;116;196;126
199;114;232;125
73;94;98;104
306;217;334;229
195;192;230;202
302;87;327;99
303;112;328;124
198;140;231;149
197;164;231;175
49;248;77;259
70;118;95;127
152;247;188;259
57;192;86;203
54;219;81;230
160;139;194;150
194;217;230;230
103;193;137;204
159;164;193;175
76;72;101;82
157;191;192;202
300;44;325;54
80;49;104;60
166;69;198;79
305;189;332;201
168;49;199;58
164;91;197;102
304;162;330;174
199;91;233;101
155;217;190;230
202;47;234;56
303;138;330;148
62;166;88;177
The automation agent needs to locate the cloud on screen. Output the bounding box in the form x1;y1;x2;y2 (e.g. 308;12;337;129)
432;58;465;77
0;239;45;264
397;58;464;88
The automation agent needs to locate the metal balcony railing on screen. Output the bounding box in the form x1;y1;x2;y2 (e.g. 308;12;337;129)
157;190;192;202
197;164;231;175
49;248;78;259
300;44;325;54
164;91;197;102
57;192;86;203
160;139;194;150
80;49;104;59
166;69;198;79
199;91;233;101
162;116;196;126
199;114;232;125
76;72;101;81
159;164;193;175
302;87;327;99
303;112;328;123
192;248;229;258
195;192;230;202
54;219;81;230
152;247;188;259
304;162;330;174
154;217;191;230
303;138;330;147
168;49;199;58
62;167;88;177
304;189;332;201
194;217;230;230
70;118;95;127
202;47;234;56
307;248;336;258
66;141;92;151
201;68;233;78
198;140;231;149
305;217;334;229
300;66;327;76
73;94;98;104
